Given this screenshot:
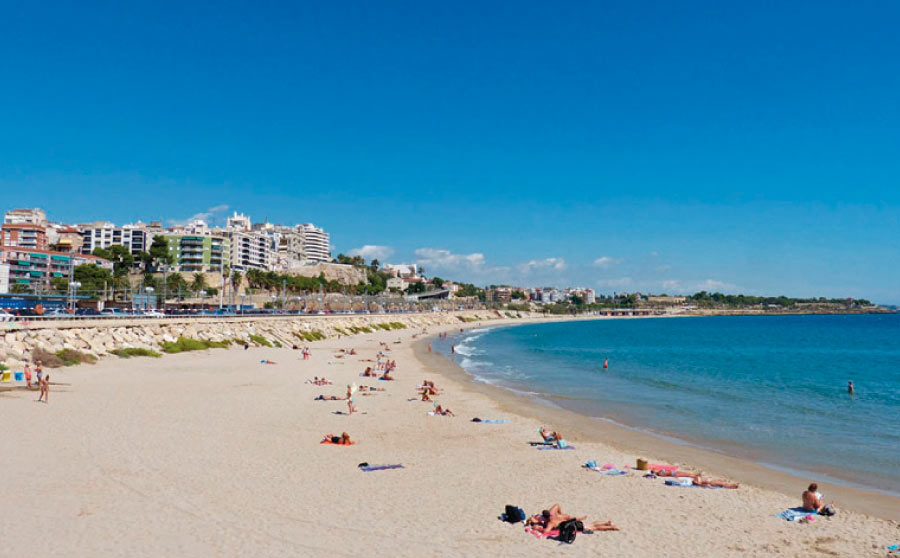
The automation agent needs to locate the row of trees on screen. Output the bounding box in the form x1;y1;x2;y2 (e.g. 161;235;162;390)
686;291;871;307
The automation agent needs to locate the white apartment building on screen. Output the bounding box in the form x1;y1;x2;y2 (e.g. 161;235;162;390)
4;208;48;226
226;212;251;231
299;223;330;263
228;230;272;272
81;222;151;256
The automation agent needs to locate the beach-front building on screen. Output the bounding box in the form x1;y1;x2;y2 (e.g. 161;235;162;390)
0;247;112;292
298;223;330;263
80;222;152;257
0;222;49;251
160;233;229;273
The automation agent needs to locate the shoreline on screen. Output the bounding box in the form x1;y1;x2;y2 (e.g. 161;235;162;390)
412;320;900;522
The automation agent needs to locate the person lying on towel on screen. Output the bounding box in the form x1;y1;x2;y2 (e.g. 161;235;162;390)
525;504;619;533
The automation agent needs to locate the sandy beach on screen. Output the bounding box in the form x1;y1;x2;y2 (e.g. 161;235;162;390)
2;318;897;557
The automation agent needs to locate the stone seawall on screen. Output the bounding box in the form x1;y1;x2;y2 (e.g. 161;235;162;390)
0;311;524;369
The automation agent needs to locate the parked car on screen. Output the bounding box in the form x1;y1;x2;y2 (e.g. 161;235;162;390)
140;310;166;318
0;310;14;322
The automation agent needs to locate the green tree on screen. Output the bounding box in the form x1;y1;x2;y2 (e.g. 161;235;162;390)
148;236;174;270
191;273;208;293
93;245;134;276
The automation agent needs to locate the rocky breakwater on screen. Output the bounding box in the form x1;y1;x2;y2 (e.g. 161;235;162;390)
0;311;523;371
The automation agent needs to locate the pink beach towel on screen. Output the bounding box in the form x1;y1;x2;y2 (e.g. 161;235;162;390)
525;528;560;539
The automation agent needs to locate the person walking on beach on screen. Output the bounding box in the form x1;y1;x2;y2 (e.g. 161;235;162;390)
347;384;357;416
24;362;32;388
847;380;854;395
37;374;49;403
35;361;44;385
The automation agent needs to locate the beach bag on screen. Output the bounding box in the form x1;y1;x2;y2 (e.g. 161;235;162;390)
820;505;836;517
504;505;526;523
557;519;579;544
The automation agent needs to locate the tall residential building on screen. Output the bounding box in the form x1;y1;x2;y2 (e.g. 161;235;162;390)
1;223;49;250
81;222;152;257
161;233;229;273
299;223;330;263
0;247;112;291
228;230;271;272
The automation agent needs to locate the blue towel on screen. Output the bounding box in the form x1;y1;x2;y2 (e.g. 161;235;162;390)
665;478;694;487
537;445;575;450
589;467;628;476
777;508;815;521
887;543;899;552
480;419;508;424
360;464;404;472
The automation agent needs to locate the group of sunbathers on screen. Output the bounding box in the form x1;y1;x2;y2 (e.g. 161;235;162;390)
525;504;619;534
307;377;332;386
651;468;740;489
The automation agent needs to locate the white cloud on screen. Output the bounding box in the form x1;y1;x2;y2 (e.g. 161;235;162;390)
592;256;621;269
519;257;567;273
347;245;395;261
167;204;230;226
696;279;737;292
596;277;633;288
414;248;487;272
658;278;737;294
661;279;682;292
656;264;672;272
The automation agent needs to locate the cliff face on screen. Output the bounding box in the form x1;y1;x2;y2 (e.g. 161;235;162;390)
283;263;368;285
0;311;521;370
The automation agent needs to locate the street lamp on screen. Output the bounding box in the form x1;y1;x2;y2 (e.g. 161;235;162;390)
145;287;155;311
200;290;208;314
68;281;82;312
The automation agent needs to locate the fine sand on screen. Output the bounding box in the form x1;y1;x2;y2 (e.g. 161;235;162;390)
2;319;897;557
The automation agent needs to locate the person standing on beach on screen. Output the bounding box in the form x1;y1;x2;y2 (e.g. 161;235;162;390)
24;362;32;388
347;384;357;415
847;380;854;395
451;345;455;354
35;361;43;386
37;374;49;403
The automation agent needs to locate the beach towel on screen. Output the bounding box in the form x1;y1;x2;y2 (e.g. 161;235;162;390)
887;543;898;553
587;466;628;476
537;445;575;450
479;419;509;424
777;508;816;522
359;464;404;472
665;478;695;487
320;440;356;446
650;464;678;473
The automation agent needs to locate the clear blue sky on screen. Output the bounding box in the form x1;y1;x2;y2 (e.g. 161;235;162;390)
2;1;899;302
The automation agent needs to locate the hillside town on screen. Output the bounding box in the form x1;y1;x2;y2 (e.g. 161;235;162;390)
0;206;887;317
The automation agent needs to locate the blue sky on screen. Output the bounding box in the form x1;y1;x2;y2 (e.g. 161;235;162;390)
2;2;899;302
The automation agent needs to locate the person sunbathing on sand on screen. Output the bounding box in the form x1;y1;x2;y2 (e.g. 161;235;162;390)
434;405;454;416
362;367;377;377
802;483;832;513
322;432;352;445
421;391;431;402
381;371;395;381
315;395;345;400
526;504;619;533
692;477;739;489
359;386;385;392
539;427;562;444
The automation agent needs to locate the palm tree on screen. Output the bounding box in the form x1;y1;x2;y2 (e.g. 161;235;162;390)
191;273;207;293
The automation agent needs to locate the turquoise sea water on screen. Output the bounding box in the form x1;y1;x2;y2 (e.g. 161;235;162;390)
437;314;900;495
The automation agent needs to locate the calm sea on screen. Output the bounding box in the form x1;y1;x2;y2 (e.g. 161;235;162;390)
437;314;900;496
